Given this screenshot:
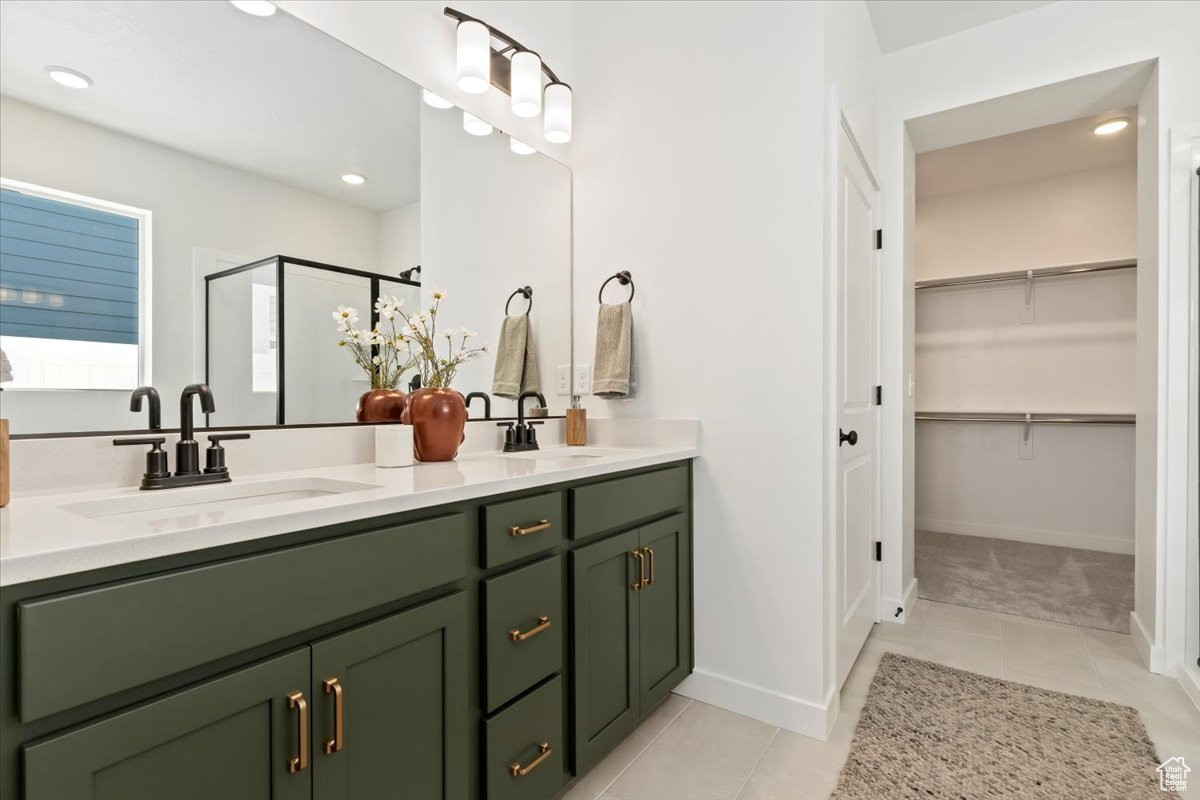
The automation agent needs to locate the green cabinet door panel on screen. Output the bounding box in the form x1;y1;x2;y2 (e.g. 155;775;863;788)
638;514;692;712
569;529;640;774
483;556;564;712
310;592;468;800
483;675;568;800
22;648;311;800
18;513;467;723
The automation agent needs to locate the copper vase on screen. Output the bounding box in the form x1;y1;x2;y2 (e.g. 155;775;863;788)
401;388;467;462
356;389;407;423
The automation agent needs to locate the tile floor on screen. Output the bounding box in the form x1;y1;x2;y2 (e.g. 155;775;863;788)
557;599;1200;800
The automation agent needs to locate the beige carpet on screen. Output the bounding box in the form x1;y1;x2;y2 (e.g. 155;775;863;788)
832;653;1170;799
916;530;1134;633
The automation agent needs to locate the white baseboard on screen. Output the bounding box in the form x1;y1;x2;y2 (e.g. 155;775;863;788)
880;578;918;624
916;518;1134;555
1130;611;1165;673
1177;664;1200;712
674;668;834;741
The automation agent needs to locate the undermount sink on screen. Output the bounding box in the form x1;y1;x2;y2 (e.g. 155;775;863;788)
61;477;381;523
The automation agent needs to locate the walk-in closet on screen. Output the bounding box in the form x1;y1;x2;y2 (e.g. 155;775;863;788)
914;111;1138;635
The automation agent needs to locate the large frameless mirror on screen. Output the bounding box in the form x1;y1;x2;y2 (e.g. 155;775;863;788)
0;0;571;435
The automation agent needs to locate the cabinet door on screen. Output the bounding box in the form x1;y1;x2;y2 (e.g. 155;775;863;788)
310;592;468;800
638;514;692;713
570;529;640;774
23;649;311;800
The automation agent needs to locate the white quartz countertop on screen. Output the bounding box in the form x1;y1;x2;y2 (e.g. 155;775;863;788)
0;444;697;587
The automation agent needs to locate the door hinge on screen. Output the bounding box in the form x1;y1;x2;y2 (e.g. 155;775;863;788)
874;541;882;562
874;385;882;406
874;229;882;250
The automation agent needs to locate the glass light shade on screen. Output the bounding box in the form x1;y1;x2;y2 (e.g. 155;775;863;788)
510;51;543;118
230;0;277;16
463;111;493;136
422;89;453;109
543;82;572;143
510;137;535;155
456;20;491;94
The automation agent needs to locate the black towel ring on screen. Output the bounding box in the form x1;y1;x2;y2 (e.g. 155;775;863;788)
505;285;533;315
598;270;635;304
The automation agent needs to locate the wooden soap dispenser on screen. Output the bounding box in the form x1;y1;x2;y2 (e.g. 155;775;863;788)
566;395;587;446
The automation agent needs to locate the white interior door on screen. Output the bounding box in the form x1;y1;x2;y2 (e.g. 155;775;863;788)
835;123;880;689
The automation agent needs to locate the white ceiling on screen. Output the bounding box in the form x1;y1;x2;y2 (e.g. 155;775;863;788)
917;108;1137;198
865;0;1057;54
0;0;420;212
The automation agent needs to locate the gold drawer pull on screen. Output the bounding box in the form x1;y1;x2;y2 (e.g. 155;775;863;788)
630;550;644;591
287;691;308;773
509;741;552;777
509;615;551;642
510;519;551;537
642;546;655;587
322;677;344;755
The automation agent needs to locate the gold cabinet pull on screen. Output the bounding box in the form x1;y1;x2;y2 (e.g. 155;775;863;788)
510;519;551;537
509;742;552;777
287;691;308;773
509;615;552;642
630;550;644;591
642;546;655;587
322;677;344;755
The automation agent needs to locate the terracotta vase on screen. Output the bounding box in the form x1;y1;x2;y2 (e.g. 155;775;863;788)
401;387;467;462
356;389;407;423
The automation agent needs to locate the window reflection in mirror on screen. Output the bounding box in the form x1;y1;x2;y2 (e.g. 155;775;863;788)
0;0;571;435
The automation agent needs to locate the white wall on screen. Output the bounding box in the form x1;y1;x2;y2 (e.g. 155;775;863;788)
380;202;421;275
877;0;1200;669
276;0;573;165
0;96;382;432
571;0;878;738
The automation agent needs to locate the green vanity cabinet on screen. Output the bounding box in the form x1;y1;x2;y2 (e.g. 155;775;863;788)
23;648;312;800
310;592;468;800
570;513;692;775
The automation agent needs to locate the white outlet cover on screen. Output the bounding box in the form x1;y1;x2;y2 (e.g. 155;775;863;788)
574;364;591;394
556;365;571;396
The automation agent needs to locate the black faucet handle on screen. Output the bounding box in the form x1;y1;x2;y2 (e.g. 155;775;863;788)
205;433;250;474
114;437;169;479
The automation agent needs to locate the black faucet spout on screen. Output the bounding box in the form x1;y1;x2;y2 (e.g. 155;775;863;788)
130;386;161;430
179;384;215;442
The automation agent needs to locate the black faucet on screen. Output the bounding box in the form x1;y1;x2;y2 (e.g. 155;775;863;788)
500;391;546;452
129;386;161;430
464;392;492;420
114;383;249;490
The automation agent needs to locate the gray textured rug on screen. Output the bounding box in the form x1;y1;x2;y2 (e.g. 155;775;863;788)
832;653;1170;799
916;530;1134;633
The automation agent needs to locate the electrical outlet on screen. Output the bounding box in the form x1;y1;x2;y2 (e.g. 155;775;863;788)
556;365;570;396
574;363;591;394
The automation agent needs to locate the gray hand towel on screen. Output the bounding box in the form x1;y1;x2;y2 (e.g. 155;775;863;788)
491;315;541;398
592;302;633;398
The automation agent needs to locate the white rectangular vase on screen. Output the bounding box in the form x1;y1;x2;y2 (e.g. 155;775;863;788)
375;424;414;468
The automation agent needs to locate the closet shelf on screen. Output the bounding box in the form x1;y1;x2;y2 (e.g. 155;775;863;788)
916;412;1135;425
915;258;1136;290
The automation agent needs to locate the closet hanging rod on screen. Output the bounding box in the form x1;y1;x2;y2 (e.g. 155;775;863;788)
915;258;1136;290
916;412;1135;425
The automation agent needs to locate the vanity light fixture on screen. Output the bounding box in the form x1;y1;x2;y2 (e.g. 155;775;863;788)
229;0;277;17
45;66;92;90
444;7;572;144
463;111;493;136
341;173;367;185
422;89;454;109
510;137;535;155
1091;117;1130;136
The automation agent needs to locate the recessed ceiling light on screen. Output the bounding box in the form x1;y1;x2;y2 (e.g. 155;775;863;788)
1091;117;1130;136
45;66;92;90
422;89;453;109
341;173;366;185
230;0;277;16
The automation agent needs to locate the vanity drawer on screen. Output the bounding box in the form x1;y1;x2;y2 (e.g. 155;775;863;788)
483;556;563;712
481;491;564;568
570;464;688;540
484;675;567;800
17;513;467;723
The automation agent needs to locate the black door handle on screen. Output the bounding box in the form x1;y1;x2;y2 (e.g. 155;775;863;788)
839;428;858;446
